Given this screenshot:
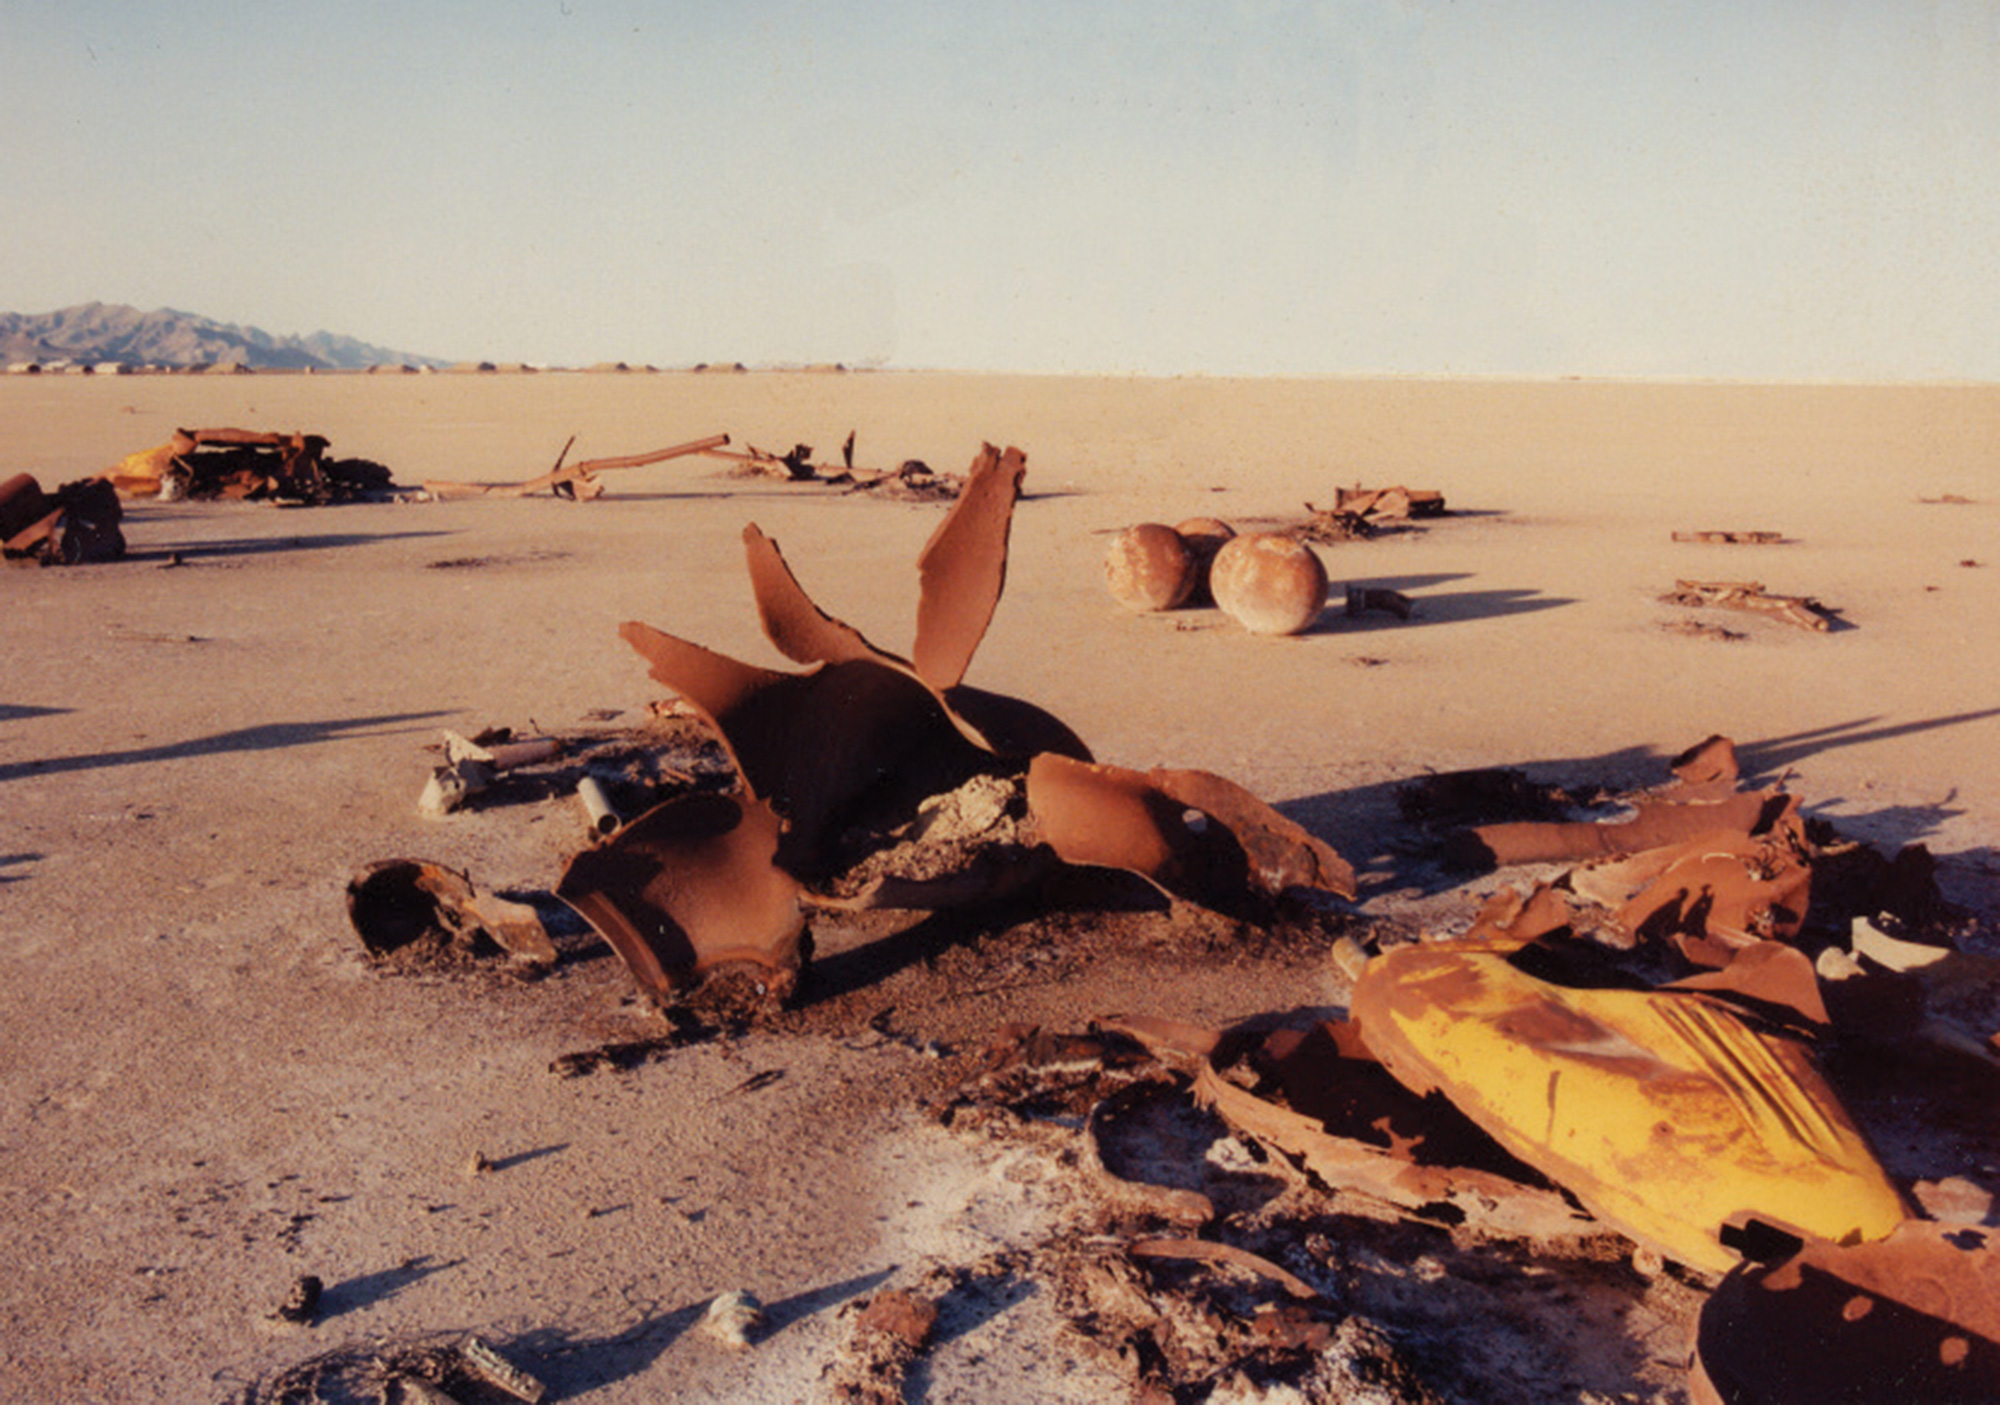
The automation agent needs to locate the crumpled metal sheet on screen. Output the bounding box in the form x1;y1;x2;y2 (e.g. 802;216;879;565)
1351;942;1908;1275
345;859;556;967
0;473;125;565
556;791;806;999
1452;788;1789;869
1116;1016;1596;1241
1692;1221;2000;1405
1025;753;1356;907
1663;578;1836;632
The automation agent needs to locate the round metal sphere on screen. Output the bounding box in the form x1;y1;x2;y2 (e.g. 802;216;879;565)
1209;533;1327;636
1172;517;1237;603
1105;523;1196;612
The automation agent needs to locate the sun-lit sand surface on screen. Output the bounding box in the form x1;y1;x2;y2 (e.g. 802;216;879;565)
3;371;1996;1400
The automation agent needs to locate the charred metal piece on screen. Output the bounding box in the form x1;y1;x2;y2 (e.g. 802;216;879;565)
1692;1222;2000;1405
557;791;806;1000
110;427;391;504
346;860;557;967
0;473;124;565
1673;530;1784;544
1662;578;1836;632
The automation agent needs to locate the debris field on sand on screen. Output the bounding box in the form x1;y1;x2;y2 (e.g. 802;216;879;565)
149;421;1992;1403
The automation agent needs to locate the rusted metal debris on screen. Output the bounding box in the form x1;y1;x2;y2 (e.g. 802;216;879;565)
345;859;557;969
418;729;563;817
1210;532;1328;636
1104;524;1197;612
109;428;393;504
1661;578;1837;632
1351;941;1908;1276
1692;1221;2000;1404
423;432;729;500
1673;530;1784;544
559;443;1353;1002
1;472;124;565
1334;485;1445;520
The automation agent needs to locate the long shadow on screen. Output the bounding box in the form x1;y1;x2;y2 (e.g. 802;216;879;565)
0;704;71;722
0;711;450;782
319;1255;461;1318
520;1269;892;1396
124;529;455;562
1302;584;1572;635
1738;710;2000;777
906;1267;1044;1404
0;852;40;884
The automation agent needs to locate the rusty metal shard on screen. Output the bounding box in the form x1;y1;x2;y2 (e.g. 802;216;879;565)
1167;1020;1597;1242
1351;943;1907;1275
556;791;805;998
911;444;1026;692
1663;578;1835;632
345;859;555;966
1127;1238;1322;1301
1692;1222;2000;1405
743;524;898;669
1673;530;1784;545
1026;754;1355;907
1454;788;1786;869
425;432;728;499
1;473;125;564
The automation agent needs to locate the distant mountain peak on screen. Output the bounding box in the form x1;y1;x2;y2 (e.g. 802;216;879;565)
0;303;447;370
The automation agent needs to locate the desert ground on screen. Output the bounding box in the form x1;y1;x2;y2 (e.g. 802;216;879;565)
3;371;1997;1403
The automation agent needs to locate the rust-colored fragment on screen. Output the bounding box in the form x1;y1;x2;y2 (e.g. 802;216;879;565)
743;524;893;668
345;859;556;967
1453;787;1786;869
1662;578;1835;632
1673;530;1784;544
556;791;806;999
912;444;1026;691
0;473;124;565
1128;1238;1321;1301
1170;1019;1595;1242
425;433;728;499
1692;1222;2000;1405
1333;485;1446;519
1611;823;1814;959
1026;754;1355;906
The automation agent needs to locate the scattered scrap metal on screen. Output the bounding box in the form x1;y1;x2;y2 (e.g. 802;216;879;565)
1;471;124;564
1662;578;1839;632
109;428;394;504
1673;529;1784;544
423;433;729;500
556;444;1356;1005
1296;485;1446;544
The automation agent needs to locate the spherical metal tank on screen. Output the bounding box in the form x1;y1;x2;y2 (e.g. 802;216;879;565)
1105;523;1196;612
1209;533;1327;636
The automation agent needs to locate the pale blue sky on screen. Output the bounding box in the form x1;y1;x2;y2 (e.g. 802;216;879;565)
5;1;1996;376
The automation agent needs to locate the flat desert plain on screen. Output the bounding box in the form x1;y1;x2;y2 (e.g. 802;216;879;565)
2;372;1997;1403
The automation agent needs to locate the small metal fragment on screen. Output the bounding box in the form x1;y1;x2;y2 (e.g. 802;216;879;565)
576;776;620;835
458;1336;545;1403
702;1289;766;1349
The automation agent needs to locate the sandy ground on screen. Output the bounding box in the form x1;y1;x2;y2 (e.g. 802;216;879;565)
2;371;1997;1402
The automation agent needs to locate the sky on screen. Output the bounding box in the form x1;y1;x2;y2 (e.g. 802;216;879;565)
4;0;1997;378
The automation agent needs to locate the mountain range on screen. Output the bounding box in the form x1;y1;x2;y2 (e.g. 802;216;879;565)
0;303;448;370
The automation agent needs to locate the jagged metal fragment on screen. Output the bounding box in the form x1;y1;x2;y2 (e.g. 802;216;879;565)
556;792;806;1000
912;443;1025;691
1351;942;1908;1275
1692;1221;2000;1405
1026;754;1355;906
1115;1016;1597;1241
345;859;556;966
